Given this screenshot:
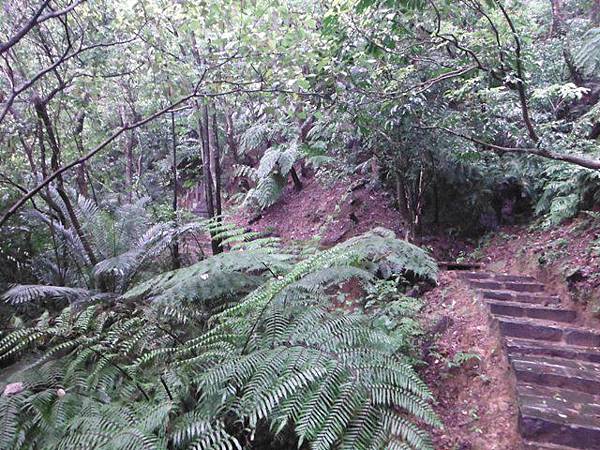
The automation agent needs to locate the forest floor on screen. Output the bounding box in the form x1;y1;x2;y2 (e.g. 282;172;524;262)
231;175;600;450
233;174;470;259
233;174;404;245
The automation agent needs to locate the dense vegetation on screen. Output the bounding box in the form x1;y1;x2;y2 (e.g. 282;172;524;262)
0;0;599;449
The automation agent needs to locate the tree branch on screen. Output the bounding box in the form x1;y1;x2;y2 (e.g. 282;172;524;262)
0;85;202;228
428;126;600;170
495;0;539;142
0;0;86;56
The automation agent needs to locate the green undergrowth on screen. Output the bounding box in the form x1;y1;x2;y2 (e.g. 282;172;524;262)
0;225;440;450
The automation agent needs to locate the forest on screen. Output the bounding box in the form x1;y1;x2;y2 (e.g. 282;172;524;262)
1;0;600;449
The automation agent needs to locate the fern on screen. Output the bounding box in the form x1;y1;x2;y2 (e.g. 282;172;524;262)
2;284;98;305
575;27;600;77
243;140;302;210
0;228;438;449
5;199;212;305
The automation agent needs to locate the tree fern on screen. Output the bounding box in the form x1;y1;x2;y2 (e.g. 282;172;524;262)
6;199;211;305
0;228;438;449
575;27;600;77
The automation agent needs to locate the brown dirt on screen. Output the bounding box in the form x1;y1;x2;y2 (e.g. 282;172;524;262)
421;271;522;450
232;176;404;244
232;175;473;260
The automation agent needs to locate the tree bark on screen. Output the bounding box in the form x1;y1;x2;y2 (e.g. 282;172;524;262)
434;126;600;171
33;96;97;265
211;112;223;217
549;0;565;36
119;106;138;203
593;1;600;25
171;111;180;270
290;167;303;191
198;102;222;255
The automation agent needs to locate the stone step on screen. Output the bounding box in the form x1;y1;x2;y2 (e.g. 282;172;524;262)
440;262;483;271
505;337;600;364
486;300;576;323
470;279;546;292
461;271;493;280
518;384;600;449
511;355;600;395
496;316;600;346
524;442;581;450
494;274;538;283
462;271;538;283
482;290;561;306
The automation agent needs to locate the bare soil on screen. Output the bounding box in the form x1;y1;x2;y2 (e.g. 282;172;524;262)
233;175;472;260
233;176;404;245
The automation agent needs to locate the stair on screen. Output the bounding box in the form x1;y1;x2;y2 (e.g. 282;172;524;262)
463;271;600;449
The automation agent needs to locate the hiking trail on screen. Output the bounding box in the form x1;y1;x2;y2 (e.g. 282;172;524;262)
463;271;600;449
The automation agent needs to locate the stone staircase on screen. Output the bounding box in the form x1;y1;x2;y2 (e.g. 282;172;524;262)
463;271;600;450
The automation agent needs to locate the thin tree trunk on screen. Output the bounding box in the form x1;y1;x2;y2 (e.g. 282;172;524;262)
290;167;303;191
426;148;439;225
225;111;239;163
198;102;221;255
394;171;411;240
171;111;180;270
36;119;68;226
211;112;223;217
497;1;539;143
549;0;565;36
73;109;91;199
201;104;215;220
34;97;97;266
593;1;600;25
120;107;137;203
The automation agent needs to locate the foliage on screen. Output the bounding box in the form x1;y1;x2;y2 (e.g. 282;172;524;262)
0;228;439;449
575;27;600;77
366;279;425;360
2;196;206;306
2;1;600;448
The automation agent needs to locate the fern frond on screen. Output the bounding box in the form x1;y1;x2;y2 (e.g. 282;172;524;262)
2;284;93;305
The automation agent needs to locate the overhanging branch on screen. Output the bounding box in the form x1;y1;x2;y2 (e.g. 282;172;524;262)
427;126;600;171
0;85;202;228
0;81;325;228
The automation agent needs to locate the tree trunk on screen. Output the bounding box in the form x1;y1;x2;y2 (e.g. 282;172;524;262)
198;102;222;255
120;107;137;203
34;97;98;266
171;111;180;270
549;0;565;36
73;102;93;199
593;1;600;25
35;119;68;226
290;167;303;191
211;112;223;217
225;111;239;164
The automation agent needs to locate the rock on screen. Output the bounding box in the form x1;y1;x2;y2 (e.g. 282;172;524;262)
248;213;262;225
431;315;454;335
3;382;24;396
